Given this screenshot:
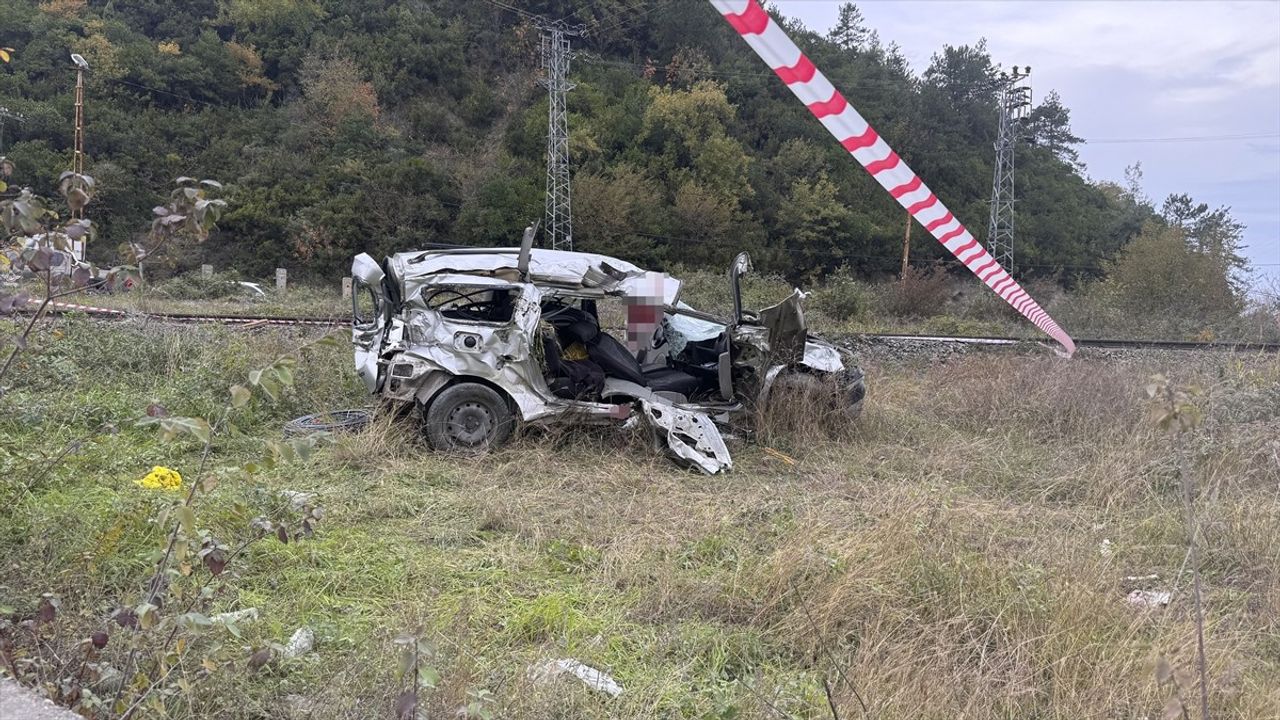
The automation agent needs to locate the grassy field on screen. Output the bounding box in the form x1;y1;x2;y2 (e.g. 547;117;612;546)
1;317;1278;719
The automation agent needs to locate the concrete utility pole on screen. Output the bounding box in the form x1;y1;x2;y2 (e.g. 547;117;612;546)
539;21;578;251
986;66;1031;273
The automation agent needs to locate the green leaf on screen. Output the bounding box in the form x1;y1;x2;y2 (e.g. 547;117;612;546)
178;612;213;630
230;384;251;408
258;376;280;401
136;602;159;630
177;506;197;536
161;416;213;444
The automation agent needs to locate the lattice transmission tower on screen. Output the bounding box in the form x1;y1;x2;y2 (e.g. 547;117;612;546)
986;67;1031;272
539;21;579;251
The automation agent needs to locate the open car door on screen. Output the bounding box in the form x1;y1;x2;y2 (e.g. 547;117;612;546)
727;251;807;364
351;253;388;393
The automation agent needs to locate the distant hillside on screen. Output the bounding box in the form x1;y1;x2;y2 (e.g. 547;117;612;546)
0;0;1240;285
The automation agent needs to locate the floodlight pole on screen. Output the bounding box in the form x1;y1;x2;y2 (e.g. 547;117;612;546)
73;63;86;196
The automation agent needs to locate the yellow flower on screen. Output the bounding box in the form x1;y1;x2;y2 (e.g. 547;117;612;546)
135;466;183;491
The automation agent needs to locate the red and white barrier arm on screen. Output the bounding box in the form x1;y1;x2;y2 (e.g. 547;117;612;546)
709;0;1076;356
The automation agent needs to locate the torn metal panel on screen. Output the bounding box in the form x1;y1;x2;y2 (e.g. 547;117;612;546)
638;399;733;474
758;289;808;364
351;253;387;393
799;341;844;373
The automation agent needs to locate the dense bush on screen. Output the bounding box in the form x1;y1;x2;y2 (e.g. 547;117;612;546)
809;267;874;322
879;264;954;318
150;270;260;302
1091;222;1242;338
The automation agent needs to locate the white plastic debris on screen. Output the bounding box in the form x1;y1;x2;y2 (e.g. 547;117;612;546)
531;658;623;698
1099;539;1113;558
212;607;259;624
1126;589;1172;608
1124;574;1160;583
282;627;315;658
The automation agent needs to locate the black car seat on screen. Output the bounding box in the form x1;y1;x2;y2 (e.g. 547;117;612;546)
544;304;702;397
541;331;604;399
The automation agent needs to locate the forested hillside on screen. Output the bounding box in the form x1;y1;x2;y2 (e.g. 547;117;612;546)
0;0;1249;288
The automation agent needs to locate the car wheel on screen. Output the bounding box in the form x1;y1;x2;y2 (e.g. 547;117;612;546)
423;382;515;454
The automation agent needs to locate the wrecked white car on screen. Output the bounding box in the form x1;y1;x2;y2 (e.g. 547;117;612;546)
350;229;865;473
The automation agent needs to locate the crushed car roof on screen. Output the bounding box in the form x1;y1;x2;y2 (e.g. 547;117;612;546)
388;247;680;304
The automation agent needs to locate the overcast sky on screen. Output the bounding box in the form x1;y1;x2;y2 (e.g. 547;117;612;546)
771;0;1280;291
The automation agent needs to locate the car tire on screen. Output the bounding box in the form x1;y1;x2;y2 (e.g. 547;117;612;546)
422;382;515;454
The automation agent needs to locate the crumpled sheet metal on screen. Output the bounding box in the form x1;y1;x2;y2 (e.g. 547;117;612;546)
638;399;733;474
392;248;682;305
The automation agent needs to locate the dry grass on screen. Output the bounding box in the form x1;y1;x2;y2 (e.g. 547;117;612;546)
2;320;1278;718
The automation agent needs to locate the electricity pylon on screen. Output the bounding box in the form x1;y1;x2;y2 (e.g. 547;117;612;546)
986;67;1031;272
539;21;578;251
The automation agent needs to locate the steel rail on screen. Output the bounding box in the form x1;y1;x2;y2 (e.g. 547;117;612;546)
32;301;1280;353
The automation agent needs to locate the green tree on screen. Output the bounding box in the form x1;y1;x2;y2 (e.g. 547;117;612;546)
776;174;861;277
1099;221;1241;334
828;3;871;52
1026;90;1083;169
1160;193;1247;284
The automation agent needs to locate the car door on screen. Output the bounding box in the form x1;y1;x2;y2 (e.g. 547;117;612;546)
351;253;388;393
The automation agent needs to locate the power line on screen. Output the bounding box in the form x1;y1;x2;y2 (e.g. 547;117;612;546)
105;77;224;109
581;57;1280;146
1083;132;1280;145
480;0;542;23
627;230;1280;272
580;55;927;89
588;0;675;37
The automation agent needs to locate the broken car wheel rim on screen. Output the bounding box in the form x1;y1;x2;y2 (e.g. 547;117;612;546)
445;401;493;447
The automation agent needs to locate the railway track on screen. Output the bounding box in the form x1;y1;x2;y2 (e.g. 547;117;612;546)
34;301;1280;353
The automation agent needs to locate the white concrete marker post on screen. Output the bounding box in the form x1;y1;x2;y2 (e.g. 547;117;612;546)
341;276;352;299
275;268;287;293
201;264;213;278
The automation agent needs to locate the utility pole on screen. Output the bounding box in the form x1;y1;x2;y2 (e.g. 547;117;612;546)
71;53;90;218
538;21;578;251
986;66;1030;272
0;106;24;154
69;53;90;264
900;208;912;278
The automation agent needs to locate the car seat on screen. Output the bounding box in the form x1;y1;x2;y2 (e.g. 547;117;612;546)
543;305;702;397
